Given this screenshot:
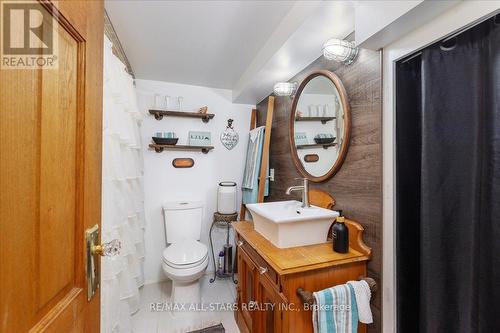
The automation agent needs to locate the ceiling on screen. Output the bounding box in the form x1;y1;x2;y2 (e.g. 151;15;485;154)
105;0;297;89
105;0;355;103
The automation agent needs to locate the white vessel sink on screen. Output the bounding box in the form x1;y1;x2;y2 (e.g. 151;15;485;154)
246;200;339;248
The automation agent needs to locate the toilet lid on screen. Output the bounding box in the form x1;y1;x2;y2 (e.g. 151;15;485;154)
162;240;208;266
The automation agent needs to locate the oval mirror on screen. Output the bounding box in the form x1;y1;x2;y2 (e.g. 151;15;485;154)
289;70;351;182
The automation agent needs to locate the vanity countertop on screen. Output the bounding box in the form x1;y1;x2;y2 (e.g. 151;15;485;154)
233;221;371;275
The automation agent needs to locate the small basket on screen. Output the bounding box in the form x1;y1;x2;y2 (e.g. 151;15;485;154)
152;137;179;145
314;137;336;145
213;212;238;227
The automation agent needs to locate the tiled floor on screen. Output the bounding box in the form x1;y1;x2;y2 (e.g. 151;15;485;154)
131;275;241;333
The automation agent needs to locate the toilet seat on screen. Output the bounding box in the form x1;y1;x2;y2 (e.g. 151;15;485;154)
163;253;208;269
162;239;208;269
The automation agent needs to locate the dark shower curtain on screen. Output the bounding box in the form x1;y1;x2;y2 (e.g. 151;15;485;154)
396;15;500;333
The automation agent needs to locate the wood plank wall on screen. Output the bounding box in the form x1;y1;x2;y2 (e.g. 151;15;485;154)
257;49;382;333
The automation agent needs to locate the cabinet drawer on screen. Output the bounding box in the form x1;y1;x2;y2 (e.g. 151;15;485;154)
237;235;278;286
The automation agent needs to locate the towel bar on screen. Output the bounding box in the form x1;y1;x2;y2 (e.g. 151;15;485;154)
296;277;377;305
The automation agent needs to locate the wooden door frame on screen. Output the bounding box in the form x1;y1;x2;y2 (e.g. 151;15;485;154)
381;3;499;332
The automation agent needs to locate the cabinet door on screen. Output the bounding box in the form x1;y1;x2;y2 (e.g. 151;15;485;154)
257;273;288;333
238;247;258;331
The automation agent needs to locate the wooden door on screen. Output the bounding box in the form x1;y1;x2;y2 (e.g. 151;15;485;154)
0;1;103;332
238;247;258;331
256;274;285;333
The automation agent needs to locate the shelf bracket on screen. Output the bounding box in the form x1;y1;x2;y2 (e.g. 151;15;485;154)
149;109;214;123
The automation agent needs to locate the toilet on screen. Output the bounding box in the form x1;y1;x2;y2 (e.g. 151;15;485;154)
161;201;208;305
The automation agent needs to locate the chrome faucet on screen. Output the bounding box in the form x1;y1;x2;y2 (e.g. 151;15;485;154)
286;178;310;208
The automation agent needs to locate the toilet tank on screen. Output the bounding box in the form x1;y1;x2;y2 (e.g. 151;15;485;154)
162;201;203;244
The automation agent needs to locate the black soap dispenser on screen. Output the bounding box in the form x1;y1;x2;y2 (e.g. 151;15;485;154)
332;216;349;253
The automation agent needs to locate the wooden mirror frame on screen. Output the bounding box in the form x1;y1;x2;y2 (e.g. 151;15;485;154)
289;70;351;182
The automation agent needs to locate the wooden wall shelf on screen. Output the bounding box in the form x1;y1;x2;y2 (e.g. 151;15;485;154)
296;142;337;150
149;109;215;123
149;143;214;154
295;116;335;124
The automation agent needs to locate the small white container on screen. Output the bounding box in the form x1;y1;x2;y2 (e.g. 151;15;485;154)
217;182;237;214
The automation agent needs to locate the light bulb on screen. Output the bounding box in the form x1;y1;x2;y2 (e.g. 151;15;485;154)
323;38;358;65
273;82;297;97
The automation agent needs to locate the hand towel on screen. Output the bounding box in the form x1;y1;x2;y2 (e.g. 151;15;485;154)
242;126;264;190
312;284;358;333
241;127;269;204
347;280;373;324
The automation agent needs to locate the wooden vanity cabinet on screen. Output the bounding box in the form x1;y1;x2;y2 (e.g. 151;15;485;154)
256;270;289;333
237;247;257;332
237;244;286;333
233;221;371;333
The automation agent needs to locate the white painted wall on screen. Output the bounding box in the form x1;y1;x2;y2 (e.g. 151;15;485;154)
355;0;422;45
382;2;500;332
354;0;460;50
232;0;354;103
135;79;253;284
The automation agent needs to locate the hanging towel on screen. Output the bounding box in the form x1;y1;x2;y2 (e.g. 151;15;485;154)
242;126;264;189
312;284;359;333
347;280;373;324
242;127;269;204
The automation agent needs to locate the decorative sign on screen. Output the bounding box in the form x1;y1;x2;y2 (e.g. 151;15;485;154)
172;158;195;168
294;132;308;145
188;131;212;146
304;154;319;163
220;119;239;150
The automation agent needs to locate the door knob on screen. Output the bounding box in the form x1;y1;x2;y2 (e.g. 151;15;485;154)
91;239;121;257
258;266;268;275
85;225;121;301
248;300;257;310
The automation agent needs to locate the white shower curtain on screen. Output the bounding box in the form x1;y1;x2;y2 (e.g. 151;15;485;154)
101;36;146;333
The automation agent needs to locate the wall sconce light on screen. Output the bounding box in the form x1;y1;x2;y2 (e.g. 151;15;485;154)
323;38;358;65
273;82;297;97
